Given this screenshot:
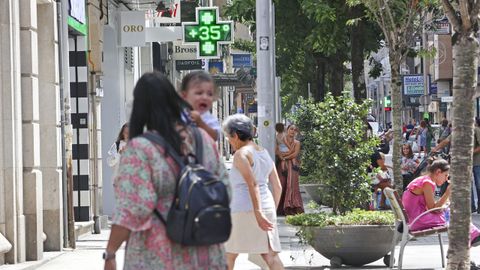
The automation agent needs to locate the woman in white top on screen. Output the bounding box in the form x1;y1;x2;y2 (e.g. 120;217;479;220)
223;114;284;270
107;123;129;168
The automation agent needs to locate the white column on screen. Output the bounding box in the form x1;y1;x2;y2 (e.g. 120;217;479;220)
38;2;63;251
0;0;26;264
19;0;43;260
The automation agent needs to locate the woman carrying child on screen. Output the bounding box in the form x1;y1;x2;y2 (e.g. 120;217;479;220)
276;124;304;216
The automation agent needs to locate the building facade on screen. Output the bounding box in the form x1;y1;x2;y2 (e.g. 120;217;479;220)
0;0;106;265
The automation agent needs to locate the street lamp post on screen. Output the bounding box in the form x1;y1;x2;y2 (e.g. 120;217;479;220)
256;0;275;158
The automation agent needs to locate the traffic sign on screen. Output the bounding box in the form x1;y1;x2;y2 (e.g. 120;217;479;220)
182;7;233;59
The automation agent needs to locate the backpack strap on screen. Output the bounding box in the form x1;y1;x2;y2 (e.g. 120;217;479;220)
142;132;187;226
142;132;185;169
191;127;204;165
141;128;204;225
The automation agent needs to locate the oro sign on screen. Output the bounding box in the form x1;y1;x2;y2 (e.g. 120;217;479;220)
119;11;146;47
182;7;233;59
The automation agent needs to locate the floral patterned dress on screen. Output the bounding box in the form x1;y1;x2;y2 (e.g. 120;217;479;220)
112;129;229;270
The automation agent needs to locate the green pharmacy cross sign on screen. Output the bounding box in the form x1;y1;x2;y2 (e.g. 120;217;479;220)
182;7;234;59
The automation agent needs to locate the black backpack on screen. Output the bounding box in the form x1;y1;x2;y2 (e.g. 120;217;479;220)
142;128;231;246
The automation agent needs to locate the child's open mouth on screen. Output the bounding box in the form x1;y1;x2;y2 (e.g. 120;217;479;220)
198;103;208;111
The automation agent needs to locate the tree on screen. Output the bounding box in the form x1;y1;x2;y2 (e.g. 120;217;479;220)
348;0;439;193
441;2;480;269
225;0;382;114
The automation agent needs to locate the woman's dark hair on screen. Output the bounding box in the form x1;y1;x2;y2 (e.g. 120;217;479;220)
115;123;128;152
275;123;284;133
180;70;215;93
476;117;480;127
402;143;414;159
129;72;190;153
427;159;450;174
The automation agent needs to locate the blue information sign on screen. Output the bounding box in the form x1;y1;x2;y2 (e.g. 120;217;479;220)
232;53;252;68
402;75;424;96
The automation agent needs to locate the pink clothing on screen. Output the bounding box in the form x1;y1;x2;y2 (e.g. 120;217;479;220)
112;130;228;270
402;175;445;231
403;175;480;244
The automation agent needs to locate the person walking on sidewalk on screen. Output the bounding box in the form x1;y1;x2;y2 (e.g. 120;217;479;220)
104;72;229;270
222;114;284;270
106;123;129;170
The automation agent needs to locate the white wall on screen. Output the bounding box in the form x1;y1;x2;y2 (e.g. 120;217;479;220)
101;25;127;216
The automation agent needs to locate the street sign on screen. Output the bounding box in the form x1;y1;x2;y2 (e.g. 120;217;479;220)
208;59;224;74
434;17;450;35
402;75;424;96
175;59;202;70
441;96;453;103
232;53;253;68
182;7;233;59
384;96;391;111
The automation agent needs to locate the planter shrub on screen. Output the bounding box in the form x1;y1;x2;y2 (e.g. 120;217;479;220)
289;93;379;214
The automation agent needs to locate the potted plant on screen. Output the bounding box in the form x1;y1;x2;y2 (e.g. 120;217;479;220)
287;93;396;267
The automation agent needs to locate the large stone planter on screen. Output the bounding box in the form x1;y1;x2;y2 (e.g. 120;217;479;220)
304;225;396;267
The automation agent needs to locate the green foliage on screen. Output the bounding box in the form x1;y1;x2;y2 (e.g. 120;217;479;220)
286;209;394;243
288;93;379;214
286;209;395;227
222;0;256;30
225;0;382;112
368;57;383;78
231;39;255;53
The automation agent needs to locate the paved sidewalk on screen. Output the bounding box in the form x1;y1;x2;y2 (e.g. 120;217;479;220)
2;155;479;269
1;215;479;270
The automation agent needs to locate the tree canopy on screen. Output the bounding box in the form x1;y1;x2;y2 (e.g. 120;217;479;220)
224;0;382;112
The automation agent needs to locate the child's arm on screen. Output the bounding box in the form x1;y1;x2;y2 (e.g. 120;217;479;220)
197;119;219;141
283;141;300;160
190;111;219;141
282;136;296;155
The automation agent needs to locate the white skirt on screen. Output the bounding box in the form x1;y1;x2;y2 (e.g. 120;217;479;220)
224;210;282;254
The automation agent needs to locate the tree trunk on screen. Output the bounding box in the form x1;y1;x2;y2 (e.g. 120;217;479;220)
329;56;344;97
315;57;326;102
446;34;479;270
352;20;366;102
389;54;403;194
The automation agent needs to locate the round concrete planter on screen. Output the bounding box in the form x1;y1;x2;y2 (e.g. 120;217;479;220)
304;225;395;267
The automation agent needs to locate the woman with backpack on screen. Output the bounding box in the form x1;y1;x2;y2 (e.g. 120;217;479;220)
104;72;229;270
223;114;284;270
